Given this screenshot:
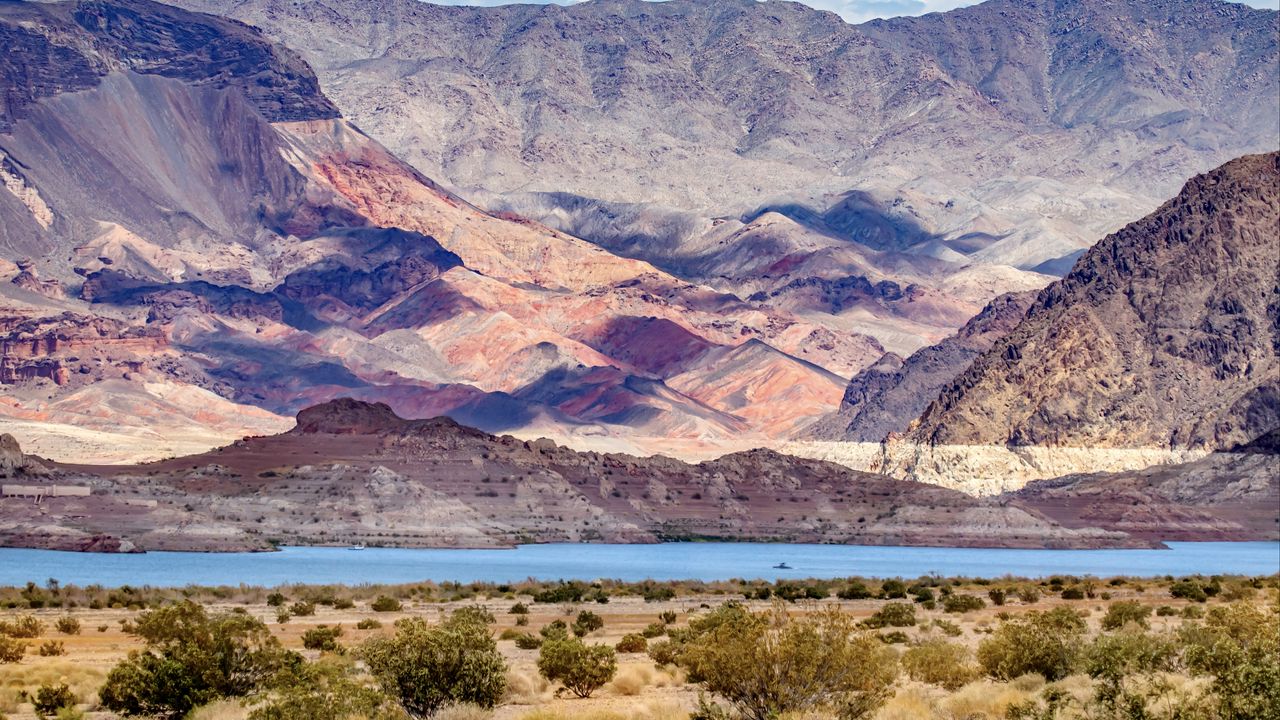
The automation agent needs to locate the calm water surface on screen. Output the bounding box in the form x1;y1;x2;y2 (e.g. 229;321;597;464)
2;542;1277;588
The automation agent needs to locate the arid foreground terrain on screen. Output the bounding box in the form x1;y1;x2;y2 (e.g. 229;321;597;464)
0;574;1276;720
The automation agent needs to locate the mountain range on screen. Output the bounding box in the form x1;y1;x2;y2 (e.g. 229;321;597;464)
0;0;1276;535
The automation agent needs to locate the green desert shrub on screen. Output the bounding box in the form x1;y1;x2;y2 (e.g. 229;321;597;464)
1100;600;1152;630
301;625;344;653
0;634;24;663
539;620;569;641
370;596;403;613
615;633;647;653
361;608;506;717
248;657;401;720
54;617;81;635
99;601;297;719
571;610;604;637
837;581;874;600
513;633;542;650
863;602;916;628
288;601;316;617
902;639;979;690
356;618;383;630
1180;602;1280;720
37;640;66;657
33;683;77;720
977;607;1086;681
1170;580;1209;603
679;605;897;720
943;594;986;613
647;638;680;666
1082;626;1178;708
536;636;617;698
879;579;907;599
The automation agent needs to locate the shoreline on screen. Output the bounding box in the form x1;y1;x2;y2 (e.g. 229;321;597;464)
2;540;1275;589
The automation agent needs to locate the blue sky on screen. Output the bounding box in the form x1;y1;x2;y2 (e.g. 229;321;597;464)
431;0;1279;24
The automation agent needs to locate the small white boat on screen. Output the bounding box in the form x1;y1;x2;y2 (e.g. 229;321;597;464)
349;543;366;550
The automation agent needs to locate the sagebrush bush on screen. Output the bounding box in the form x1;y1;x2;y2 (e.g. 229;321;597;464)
37;640;67;657
0;615;43;638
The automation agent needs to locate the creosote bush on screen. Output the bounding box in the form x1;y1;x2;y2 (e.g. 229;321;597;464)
361;608;506;718
902;639;979;690
536;635;617;699
54;617;81;635
1100;600;1152;630
301;625;344;653
371;596;403;613
679;604;897;720
615;633;647;653
863;602;916;628
33;683;77;720
99;601;297;719
977;607;1086;681
0;634;25;663
248;657;402;720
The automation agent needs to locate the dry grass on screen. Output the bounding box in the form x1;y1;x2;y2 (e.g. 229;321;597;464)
187;699;252;720
937;679;1036;719
437;703;496;720
606;665;682;697
0;659;109;713
873;685;946;719
517;699;686;720
505;667;555;705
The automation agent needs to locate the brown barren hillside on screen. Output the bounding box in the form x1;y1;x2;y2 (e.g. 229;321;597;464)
0;399;1152;553
908;153;1280;450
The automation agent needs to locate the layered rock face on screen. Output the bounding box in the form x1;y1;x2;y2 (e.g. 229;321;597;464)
175;0;1278;320
815;290;1037;441
908;153;1280;451
0;0;885;461
0;399;1148;552
1010;430;1280;542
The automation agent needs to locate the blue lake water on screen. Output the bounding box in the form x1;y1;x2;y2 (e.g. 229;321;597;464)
3;542;1277;588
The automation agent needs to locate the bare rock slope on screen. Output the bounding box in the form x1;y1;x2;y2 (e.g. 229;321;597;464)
177;0;1279;278
815;290;1037;441
0;400;1151;552
908;152;1280;451
1011;430;1280;542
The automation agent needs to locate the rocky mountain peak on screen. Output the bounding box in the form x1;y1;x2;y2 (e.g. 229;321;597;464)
909;152;1280;450
292;398;407;435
